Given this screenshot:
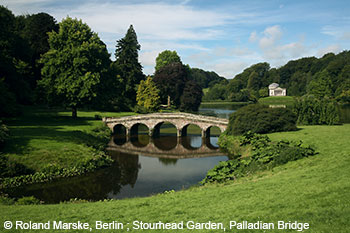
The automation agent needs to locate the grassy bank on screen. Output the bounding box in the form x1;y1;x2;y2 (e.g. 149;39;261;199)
1;106;135;172
201;101;249;105
1;124;349;232
258;96;295;106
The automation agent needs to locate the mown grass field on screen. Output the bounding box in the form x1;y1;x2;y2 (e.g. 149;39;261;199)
1;107;136;171
258;96;295;106
1;124;349;232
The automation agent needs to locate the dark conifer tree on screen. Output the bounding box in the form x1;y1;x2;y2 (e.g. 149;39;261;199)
114;25;145;108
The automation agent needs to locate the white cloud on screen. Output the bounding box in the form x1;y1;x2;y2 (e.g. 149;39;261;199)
49;2;233;41
186;47;259;78
259;25;282;49
316;44;341;57
341;32;350;40
248;25;308;66
210;61;250;78
249;31;257;42
321;25;350;40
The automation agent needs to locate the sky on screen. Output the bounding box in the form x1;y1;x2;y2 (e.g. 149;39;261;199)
2;0;350;78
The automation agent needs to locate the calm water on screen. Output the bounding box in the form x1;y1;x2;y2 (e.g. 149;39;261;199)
6;103;349;203
6;132;227;203
198;103;245;119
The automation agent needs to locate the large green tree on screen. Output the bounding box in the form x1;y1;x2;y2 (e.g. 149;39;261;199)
190;68;226;88
307;70;333;98
15;13;58;89
114;25;144;108
153;62;188;108
0;6;33;107
180;80;203;112
155;50;181;72
39;17;110;118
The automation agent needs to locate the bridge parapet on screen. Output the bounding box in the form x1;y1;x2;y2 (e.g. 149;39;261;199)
103;112;228;138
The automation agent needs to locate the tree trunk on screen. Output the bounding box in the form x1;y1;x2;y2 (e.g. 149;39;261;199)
72;106;77;118
167;95;171;107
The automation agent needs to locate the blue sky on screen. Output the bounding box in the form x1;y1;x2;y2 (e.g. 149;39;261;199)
2;0;350;78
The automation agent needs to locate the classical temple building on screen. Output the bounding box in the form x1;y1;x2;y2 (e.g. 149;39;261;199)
268;83;286;96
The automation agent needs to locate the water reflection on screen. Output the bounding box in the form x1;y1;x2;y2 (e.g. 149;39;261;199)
110;134;221;158
6;134;226;203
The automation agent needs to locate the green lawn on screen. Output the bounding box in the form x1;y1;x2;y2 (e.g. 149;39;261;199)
258;96;295;106
1;124;349;232
201;101;249;105
2;106;136;172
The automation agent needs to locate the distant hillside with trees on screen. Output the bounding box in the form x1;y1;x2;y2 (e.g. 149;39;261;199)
204;51;350;103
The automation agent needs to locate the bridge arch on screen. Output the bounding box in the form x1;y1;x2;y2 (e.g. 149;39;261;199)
152;121;178;137
181;123;202;137
205;126;222;138
130;123;149;137
113;124;127;135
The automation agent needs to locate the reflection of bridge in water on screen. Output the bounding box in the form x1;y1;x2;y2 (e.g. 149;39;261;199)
107;135;225;159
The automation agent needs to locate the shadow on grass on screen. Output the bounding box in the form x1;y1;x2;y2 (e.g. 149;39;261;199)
2;126;109;155
5;115;95;127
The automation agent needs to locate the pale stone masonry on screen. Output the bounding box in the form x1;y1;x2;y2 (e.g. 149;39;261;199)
269;83;287;96
103;112;228;138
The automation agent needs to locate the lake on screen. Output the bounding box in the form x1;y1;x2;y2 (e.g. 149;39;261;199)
5;102;349;203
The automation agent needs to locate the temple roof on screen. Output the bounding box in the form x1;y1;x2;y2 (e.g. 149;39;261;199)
269;83;279;89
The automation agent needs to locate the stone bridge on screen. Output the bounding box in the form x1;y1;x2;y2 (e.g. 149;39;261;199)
103;113;228;138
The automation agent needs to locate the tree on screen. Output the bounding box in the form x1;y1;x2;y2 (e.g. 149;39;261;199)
136;76;161;112
90;64;126;111
0;6;33;105
39;17;110;118
153;62;188;108
155;50;181;72
203;83;227;101
247;71;260;90
15;13;58;89
293;96;340;125
180;80;203;112
189;67;226;88
226;104;297;135
0;79;17;117
114;25;144;108
307;70;333;98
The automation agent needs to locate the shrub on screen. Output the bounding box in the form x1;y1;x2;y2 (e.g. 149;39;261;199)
226;104;297;135
0;154;34;178
293;96;340;125
15;196;41;205
202;132;317;184
0;121;9;148
0;195;16;205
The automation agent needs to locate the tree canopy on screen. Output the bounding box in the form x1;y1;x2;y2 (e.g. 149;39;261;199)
114;25;144;108
155;50;181;72
39;17;110;117
180;80;203;112
153;62;188;108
